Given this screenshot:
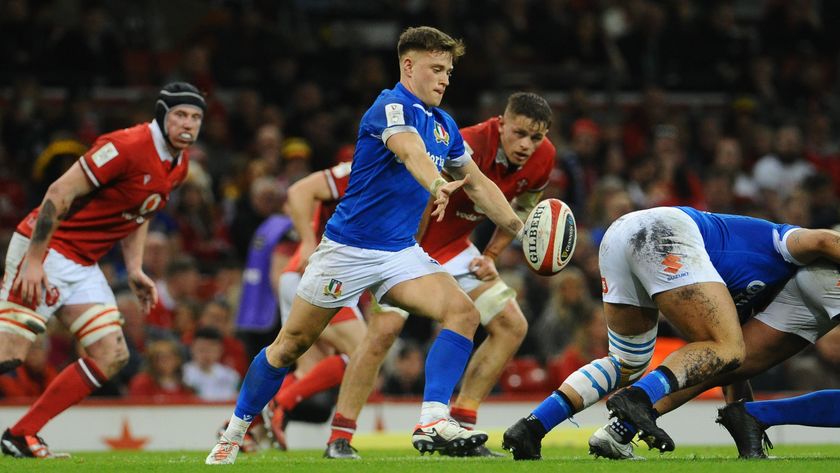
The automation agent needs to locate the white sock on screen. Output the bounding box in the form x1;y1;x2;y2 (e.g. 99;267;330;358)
419;401;449;425
222;414;252;444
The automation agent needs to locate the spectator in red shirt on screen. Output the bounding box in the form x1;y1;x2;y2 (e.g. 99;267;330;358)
128;339;194;400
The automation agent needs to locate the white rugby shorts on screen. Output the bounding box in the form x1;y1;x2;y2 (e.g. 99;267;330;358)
441;244;484;294
599;207;724;308
278;271;362;324
296;237;446;308
755;262;840;343
0;233;116;318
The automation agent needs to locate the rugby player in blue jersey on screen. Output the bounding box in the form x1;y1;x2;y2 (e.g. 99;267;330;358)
207;26;525;464
502;207;840;459
589;260;840;459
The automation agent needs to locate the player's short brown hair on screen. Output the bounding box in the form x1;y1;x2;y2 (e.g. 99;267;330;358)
397;26;465;62
506;92;553;129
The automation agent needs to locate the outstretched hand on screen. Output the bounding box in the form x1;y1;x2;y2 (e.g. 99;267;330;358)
430;174;470;222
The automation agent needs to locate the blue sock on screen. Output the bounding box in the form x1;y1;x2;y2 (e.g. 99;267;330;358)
423;329;473;404
531;390;573;432
745;390;840;427
233;348;289;421
632;366;679;405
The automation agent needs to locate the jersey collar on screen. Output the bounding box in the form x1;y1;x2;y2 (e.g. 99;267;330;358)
395;83;428;111
149;121;180;163
495;146;522;171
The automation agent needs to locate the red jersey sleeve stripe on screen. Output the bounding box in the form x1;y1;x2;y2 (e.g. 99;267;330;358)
78;157;101;187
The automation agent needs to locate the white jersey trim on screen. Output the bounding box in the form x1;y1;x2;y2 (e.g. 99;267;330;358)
775;227;806;266
78;157;100;187
381;125;419;145
444;152;472;171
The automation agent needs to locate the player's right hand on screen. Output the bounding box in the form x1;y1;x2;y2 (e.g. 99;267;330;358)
11;256;50;308
431;174;470;222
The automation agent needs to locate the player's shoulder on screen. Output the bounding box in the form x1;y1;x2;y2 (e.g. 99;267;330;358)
95;123;151;152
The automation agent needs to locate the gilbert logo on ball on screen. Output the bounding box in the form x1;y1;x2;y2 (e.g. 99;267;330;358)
523;199;577;275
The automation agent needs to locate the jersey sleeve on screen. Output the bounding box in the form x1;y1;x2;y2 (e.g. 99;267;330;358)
443;120;471;170
366;97;420;145
324;161;353;200
775;225;806;266
78;136;130;188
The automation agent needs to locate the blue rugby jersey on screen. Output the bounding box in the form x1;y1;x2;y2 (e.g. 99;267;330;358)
678;207;803;316
325;83;470;251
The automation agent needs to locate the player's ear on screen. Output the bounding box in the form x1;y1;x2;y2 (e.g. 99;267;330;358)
402;54;413;77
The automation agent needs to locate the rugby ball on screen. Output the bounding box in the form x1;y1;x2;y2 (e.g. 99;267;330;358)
522;199;577;276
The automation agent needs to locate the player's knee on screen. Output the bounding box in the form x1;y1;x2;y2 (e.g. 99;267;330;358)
113;345;130;370
366;327;399;359
0;358;23;375
487;308;528;342
720;338;746;373
274;332;315;366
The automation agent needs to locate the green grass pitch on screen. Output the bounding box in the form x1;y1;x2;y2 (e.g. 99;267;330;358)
2;445;839;472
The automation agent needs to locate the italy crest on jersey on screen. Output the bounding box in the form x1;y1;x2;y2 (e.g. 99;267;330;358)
433;121;450;145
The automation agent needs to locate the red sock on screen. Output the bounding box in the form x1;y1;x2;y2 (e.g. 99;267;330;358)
276;354;346;412
450;407;477;430
10;358;107;436
328;413;357;444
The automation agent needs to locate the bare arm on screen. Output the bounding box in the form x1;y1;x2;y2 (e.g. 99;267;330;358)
121;220;157;314
283;171;335;269
387;132;468;221
447;159;523;238
786;228;840;264
13;162;93;305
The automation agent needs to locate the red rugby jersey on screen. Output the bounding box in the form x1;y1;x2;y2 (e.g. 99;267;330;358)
420;117;556;264
282;161;352;272
17;123;189;265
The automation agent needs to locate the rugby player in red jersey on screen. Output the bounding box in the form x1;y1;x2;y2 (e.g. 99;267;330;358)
0;83;205;458
323;92;556;458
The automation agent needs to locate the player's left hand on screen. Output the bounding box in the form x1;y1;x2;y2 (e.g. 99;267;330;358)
128;270;158;314
431;174;469;222
469;255;499;281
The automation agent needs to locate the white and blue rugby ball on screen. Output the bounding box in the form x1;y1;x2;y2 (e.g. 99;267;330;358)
522;199;577;276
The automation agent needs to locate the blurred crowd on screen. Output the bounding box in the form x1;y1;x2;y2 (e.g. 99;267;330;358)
2;0;840;402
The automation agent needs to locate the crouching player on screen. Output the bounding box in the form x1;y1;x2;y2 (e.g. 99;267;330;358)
503;207;840;459
588;260;840;459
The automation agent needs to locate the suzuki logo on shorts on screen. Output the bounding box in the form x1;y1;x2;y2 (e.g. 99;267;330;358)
323;278;343;298
122;194;163;224
662;254;688;281
661;254;683;274
601;277;609;294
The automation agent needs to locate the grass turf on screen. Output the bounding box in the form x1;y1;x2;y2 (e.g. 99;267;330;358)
2;445;839;472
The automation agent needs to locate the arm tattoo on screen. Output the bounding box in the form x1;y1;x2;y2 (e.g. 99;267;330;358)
32;200;57;243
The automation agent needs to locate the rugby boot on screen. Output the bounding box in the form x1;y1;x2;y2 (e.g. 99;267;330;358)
412;418;488;455
205;437;240;465
606;387;674;453
502;417;543;460
1;429;69;459
588;423;645;460
716;400;772;459
323;438;361;459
